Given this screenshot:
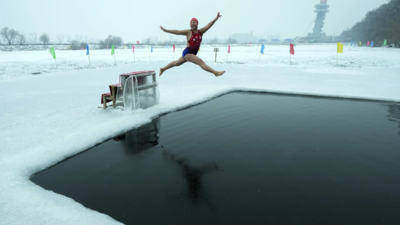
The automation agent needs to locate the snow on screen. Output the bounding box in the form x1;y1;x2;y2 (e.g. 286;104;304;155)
0;44;400;224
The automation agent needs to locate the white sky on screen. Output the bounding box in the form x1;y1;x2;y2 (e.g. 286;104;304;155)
0;0;389;43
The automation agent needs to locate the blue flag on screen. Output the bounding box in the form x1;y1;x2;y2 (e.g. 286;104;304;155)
86;44;89;55
351;41;353;46
371;41;374;47
260;44;265;54
151;46;153;53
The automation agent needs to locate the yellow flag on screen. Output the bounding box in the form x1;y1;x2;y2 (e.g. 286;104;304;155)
337;42;344;53
359;42;361;46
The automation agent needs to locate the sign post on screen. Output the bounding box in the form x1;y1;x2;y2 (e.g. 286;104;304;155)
214;48;219;62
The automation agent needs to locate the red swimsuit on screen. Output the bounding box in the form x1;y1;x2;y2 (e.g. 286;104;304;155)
183;30;203;57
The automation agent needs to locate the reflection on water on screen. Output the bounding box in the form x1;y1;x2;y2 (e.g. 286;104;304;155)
113;118;160;155
163;151;223;209
386;103;400;136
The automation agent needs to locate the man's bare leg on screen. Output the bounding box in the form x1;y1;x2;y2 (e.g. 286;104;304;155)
184;54;225;77
160;57;186;76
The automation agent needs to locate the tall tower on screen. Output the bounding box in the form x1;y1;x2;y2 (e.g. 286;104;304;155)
308;0;329;37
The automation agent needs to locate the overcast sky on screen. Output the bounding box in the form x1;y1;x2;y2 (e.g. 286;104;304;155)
0;0;389;43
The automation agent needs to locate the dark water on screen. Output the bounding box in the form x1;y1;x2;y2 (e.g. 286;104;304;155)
31;92;400;225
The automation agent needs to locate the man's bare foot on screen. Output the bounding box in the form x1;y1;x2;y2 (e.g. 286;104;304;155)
159;68;165;76
214;71;225;77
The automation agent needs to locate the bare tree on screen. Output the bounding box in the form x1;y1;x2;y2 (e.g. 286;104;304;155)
39;33;50;45
74;34;83;42
66;35;72;44
1;27;20;44
29;32;37;44
55;34;65;44
17;34;26;44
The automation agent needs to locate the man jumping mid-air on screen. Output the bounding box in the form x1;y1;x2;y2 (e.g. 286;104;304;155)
159;12;225;77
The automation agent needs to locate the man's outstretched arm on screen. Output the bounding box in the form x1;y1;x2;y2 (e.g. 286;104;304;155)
160;26;189;36
200;12;222;34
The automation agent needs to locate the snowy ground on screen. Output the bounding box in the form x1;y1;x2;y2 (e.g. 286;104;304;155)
1;45;400;224
1;44;400;80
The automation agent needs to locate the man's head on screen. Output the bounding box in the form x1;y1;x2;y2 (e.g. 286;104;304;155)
190;18;198;29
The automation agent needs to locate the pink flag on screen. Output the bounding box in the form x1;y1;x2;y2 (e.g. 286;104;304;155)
173;45;175;52
290;43;295;55
249;42;252;44
107;46;108;49
137;41;140;44
81;47;83;50
133;45;135;53
228;45;231;53
367;41;370;46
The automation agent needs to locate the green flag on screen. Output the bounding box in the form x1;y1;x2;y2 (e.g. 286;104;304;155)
383;40;387;46
49;47;56;59
111;45;115;55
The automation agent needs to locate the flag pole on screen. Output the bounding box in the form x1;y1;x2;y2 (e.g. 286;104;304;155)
55;59;57;69
114;54;116;65
290;54;291;65
336;52;338;66
258;53;261;63
88;55;91;66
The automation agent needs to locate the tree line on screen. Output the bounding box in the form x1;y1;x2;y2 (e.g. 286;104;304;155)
341;0;400;47
0;28;124;50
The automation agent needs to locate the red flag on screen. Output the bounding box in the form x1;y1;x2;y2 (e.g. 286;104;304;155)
228;45;231;53
133;45;135;53
173;45;175;52
290;43;295;55
137;41;140;44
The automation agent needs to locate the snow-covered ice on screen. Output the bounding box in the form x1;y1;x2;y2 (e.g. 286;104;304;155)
0;44;399;224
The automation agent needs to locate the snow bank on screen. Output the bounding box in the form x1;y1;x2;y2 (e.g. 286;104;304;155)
0;45;400;224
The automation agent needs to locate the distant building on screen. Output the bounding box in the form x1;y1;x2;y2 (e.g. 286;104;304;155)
231;31;258;43
308;0;329;37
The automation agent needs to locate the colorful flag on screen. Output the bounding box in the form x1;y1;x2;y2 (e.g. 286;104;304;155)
371;41;374;47
228;45;231;53
49;47;56;59
351;41;353;46
151;46;153;53
137;41;140;44
260;44;265;54
86;44;89;55
111;45;115;55
133;45;135;53
250;42;252;44
367;41;370;46
337;42;344;53
124;45;126;49
383;40;387;46
173;45;175;52
290;43;295;55
359;42;361;46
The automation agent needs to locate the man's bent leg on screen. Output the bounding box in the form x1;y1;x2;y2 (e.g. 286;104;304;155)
160;57;186;76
